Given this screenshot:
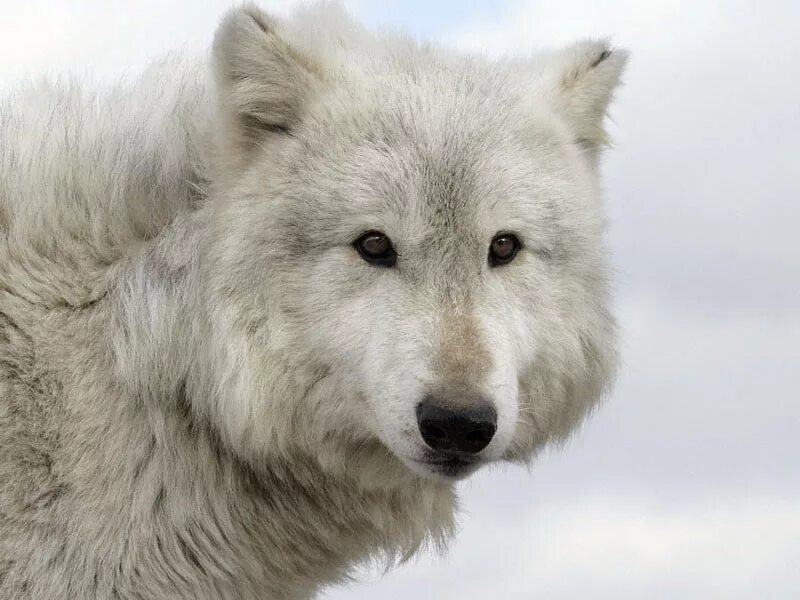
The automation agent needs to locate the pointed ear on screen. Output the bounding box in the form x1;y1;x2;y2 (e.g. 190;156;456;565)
542;40;628;160
212;5;321;157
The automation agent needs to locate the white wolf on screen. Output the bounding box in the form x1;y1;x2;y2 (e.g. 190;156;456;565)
0;3;626;598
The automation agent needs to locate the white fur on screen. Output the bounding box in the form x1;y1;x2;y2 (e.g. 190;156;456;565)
0;3;626;597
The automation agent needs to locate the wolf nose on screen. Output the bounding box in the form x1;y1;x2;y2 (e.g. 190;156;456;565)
415;400;497;456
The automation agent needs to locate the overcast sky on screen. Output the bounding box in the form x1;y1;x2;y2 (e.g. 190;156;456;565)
2;1;798;598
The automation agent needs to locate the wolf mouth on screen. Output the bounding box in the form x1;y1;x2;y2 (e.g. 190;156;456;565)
415;455;482;479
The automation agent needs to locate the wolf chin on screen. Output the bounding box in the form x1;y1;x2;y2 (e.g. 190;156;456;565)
0;3;626;598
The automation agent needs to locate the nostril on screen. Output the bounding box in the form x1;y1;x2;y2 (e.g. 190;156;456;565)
465;428;493;444
420;422;447;442
461;421;495;453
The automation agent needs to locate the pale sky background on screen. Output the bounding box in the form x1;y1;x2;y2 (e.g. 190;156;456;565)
2;1;798;598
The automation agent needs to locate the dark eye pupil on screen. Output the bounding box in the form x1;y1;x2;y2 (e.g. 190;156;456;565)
354;231;397;267
492;237;514;257
362;234;389;256
489;234;520;266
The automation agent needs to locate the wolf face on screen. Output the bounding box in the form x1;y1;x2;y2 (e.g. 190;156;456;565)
200;6;625;482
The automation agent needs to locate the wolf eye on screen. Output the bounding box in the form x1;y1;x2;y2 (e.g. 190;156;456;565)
354;231;397;268
489;233;521;267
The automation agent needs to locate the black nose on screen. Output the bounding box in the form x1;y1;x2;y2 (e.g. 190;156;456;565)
416;400;497;456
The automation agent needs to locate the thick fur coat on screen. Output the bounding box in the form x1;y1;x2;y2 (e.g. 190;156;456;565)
0;4;626;598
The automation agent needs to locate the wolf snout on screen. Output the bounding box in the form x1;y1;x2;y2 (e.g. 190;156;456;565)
415;398;497;456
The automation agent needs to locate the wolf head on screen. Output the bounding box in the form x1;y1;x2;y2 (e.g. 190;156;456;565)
198;5;626;483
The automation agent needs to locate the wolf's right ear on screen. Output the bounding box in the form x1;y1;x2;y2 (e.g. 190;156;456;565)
212;6;321;157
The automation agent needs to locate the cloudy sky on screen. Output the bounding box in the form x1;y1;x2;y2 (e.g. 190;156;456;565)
2;0;798;597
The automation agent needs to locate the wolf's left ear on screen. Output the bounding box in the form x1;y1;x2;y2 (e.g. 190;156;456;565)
541;40;628;161
212;5;322;160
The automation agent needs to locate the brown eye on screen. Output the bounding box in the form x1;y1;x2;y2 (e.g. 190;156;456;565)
354;231;397;268
489;233;520;267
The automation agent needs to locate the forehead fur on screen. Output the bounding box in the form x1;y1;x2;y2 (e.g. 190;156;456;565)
256;83;595;271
